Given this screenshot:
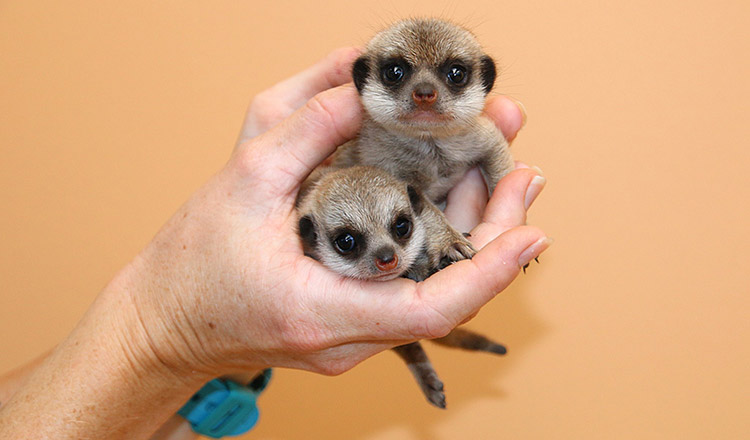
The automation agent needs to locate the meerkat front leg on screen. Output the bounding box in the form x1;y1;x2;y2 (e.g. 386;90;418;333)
417;191;477;269
479;138;515;197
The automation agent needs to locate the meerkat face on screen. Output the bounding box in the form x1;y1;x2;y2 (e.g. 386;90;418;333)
352;18;497;138
298;167;426;280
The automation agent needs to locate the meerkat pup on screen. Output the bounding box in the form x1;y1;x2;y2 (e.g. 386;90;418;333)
297;166;506;408
297;166;473;282
328;18;515;204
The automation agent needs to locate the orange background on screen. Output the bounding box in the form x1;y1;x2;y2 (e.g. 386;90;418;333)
1;1;748;439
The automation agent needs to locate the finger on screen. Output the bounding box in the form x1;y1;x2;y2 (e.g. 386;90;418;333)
264;47;361;112
444;161;536;233
288;258;419;344
459;311;479;325
443;167;489;232
236;84;362;196
305;225;550;343
415;226;551;335
238;47;361;141
484;96;527;142
274;340;397;376
469;167;546;248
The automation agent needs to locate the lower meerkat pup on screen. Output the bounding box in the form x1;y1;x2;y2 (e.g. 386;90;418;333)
297;166;506;408
327;18;515;204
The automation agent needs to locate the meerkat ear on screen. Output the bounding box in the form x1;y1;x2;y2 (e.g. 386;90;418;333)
298;215;318;250
479;55;497;95
352;56;370;94
407;185;424;215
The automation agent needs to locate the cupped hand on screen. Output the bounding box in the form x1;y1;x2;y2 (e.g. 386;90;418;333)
122;48;549;380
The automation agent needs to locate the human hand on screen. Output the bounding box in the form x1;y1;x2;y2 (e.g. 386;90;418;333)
236;47;361;143
0;47;549;440
117;49;549;380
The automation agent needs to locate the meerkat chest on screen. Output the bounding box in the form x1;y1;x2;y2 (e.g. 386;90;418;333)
362;138;480;201
409;137;481;197
350;120;496;202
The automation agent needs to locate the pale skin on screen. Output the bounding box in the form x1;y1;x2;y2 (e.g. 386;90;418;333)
0;47;549;440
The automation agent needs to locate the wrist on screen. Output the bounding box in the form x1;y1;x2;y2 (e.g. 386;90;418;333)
104;257;218;383
0;269;212;439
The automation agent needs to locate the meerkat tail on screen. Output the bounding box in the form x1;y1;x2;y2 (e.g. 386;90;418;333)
391;342;447;409
432;327;507;355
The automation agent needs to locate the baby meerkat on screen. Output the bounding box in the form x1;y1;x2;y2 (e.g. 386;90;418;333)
297;166;506;408
329;18;515;204
297;166;473;281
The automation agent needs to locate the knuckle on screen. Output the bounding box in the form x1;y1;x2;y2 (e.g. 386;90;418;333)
325;47;359;78
230;139;269;179
302;93;338;133
421;318;454;340
405;298;455;340
327;46;358;62
248;92;288;131
248;91;273;113
313;361;351;377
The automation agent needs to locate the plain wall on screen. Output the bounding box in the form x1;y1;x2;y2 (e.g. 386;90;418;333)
1;1;748;438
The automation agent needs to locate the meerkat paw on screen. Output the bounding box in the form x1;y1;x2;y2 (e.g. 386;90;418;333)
522;257;541;274
392;343;448;409
419;371;447;409
437;233;477;271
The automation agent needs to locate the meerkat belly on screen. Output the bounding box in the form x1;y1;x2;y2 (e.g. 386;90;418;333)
333;121;496;203
414;137;486;203
372;148;472;203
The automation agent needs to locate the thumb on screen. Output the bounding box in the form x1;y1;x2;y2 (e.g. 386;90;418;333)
235;84;362;195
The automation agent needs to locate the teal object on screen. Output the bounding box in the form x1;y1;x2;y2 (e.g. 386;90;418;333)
178;369;272;438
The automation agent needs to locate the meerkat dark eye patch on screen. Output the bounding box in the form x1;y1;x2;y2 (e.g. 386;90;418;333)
334;233;356;254
298;216;317;245
352;56;370;93
446;65;468;85
379;58;410;89
439;60;471;92
479;55;497;94
392;214;413;241
331;228;365;258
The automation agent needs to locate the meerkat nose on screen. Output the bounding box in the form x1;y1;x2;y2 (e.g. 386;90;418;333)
375;248;399;272
412;83;437;106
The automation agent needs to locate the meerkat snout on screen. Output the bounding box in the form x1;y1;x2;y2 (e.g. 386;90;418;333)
412;83;438;107
374;246;399;272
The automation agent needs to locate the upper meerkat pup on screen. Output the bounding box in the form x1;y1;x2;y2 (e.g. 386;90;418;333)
329;18;515;203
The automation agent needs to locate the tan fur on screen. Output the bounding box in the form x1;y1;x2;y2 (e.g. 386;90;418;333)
297;166;474;281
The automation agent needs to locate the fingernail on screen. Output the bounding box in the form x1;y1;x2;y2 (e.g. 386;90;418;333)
531;165;544;177
518;237;553;269
512;99;528;129
524;175;546;210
